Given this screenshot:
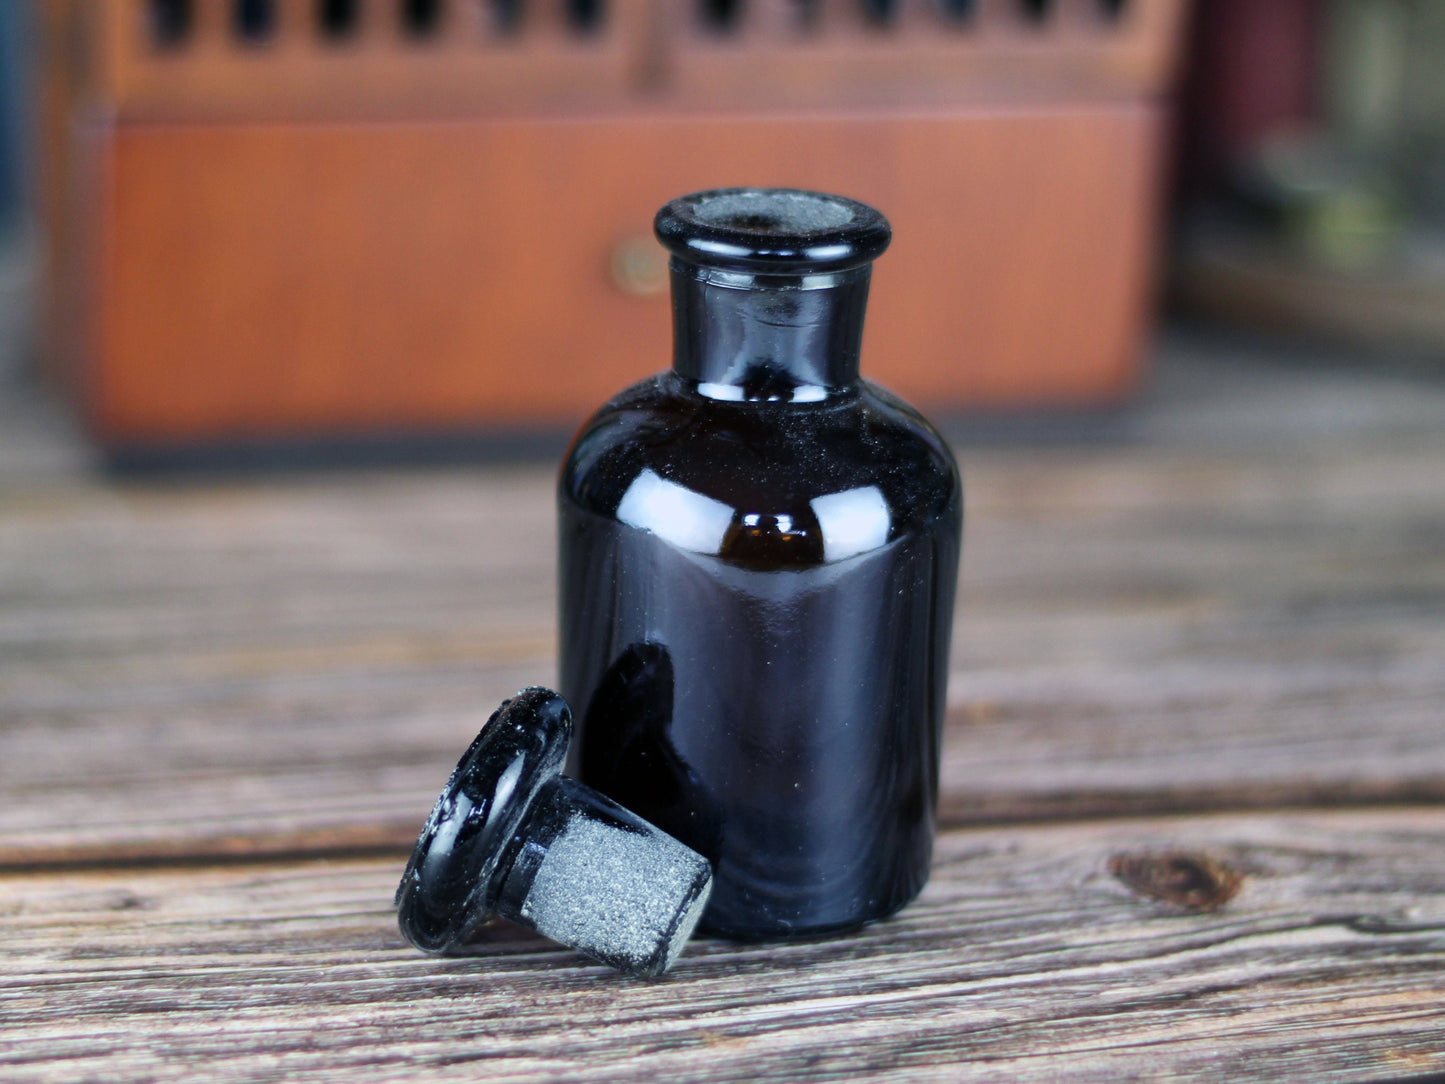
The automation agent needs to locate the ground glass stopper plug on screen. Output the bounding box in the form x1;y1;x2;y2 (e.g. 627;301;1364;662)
395;687;713;977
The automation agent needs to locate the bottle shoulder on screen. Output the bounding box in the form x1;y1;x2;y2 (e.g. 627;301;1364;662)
559;374;961;567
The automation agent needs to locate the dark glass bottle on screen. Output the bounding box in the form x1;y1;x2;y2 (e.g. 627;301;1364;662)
558;188;962;939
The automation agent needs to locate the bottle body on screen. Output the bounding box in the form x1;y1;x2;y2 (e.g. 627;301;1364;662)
558;373;961;938
558;187;962;938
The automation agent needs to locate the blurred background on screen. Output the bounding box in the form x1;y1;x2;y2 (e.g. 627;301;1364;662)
0;0;1442;465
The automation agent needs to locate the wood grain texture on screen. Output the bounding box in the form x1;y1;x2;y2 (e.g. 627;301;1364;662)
3;350;1444;865
4;809;1445;1082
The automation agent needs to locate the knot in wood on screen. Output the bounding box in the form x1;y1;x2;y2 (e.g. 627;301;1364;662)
1108;850;1243;913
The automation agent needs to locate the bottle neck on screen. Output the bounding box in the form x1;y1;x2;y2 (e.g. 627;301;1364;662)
669;259;871;401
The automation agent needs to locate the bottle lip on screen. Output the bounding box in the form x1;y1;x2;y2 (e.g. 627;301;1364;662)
655;188;891;274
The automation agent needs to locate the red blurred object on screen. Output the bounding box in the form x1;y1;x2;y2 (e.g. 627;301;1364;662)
1175;0;1320;197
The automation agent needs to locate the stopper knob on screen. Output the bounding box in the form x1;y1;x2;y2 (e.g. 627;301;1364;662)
395;688;713;977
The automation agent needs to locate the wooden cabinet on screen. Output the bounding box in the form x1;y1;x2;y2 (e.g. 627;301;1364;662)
41;0;1185;453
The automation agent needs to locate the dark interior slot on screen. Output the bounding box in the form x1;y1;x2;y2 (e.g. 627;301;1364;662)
402;0;444;37
701;0;745;33
936;0;976;23
789;0;820;31
317;0;360;39
1019;0;1053;22
233;0;277;41
861;0;898;26
1099;0;1127;19
567;0;605;33
489;0;525;35
149;0;193;47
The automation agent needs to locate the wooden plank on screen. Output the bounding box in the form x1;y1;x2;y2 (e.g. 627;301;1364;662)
2;427;1444;863
3;809;1444;1082
941;438;1445;821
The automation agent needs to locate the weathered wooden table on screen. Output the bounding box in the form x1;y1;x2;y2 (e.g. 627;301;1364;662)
3;336;1444;1081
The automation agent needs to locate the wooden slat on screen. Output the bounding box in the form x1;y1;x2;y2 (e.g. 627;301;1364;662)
3;393;1445;863
661;0;1187;110
75;0;1182;123
94;0;647;122
4;809;1445;1081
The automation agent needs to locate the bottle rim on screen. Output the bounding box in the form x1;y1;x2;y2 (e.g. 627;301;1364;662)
655;188;891;274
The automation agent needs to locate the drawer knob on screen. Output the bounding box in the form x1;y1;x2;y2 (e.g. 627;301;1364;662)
610;234;669;297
